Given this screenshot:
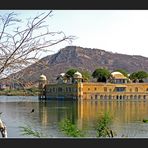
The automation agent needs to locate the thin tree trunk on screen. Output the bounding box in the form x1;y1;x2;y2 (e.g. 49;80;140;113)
0;118;7;138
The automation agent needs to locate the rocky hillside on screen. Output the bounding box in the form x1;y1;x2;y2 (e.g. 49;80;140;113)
7;46;148;84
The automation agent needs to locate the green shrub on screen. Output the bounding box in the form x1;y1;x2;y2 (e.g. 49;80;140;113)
59;118;85;137
95;112;114;137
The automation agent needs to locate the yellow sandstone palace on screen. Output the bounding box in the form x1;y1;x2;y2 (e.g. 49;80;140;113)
38;71;148;100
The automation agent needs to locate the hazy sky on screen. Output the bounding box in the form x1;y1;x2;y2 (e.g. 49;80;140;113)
1;10;148;57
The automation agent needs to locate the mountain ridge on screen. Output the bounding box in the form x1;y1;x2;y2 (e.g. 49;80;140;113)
6;45;148;85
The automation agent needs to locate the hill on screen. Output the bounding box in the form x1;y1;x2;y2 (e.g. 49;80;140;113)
6;46;148;85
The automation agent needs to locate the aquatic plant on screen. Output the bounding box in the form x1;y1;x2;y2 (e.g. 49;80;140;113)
19;125;44;138
59;118;85;137
95;112;114;138
143;119;148;123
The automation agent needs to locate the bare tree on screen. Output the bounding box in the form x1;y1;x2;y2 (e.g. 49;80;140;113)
0;10;74;79
0;11;75;138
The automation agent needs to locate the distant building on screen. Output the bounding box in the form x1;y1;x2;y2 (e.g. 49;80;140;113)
38;71;148;100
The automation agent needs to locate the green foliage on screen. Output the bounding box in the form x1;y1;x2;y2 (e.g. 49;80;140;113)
80;70;91;82
59;118;84;137
92;68;110;82
95;112;113;137
66;68;78;78
19;116;116;138
129;71;148;83
0;87;39;96
143;119;148;123
136;71;148;82
129;72;138;82
65;68;78;83
26;87;39;92
19;125;44;138
26;87;39;95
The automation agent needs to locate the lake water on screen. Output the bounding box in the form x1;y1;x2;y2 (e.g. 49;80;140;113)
1;96;148;138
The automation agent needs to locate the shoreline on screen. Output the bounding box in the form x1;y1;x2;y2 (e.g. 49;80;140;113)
0;89;39;96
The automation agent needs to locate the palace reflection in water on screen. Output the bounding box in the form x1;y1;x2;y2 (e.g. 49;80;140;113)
38;100;148;137
1;96;148;138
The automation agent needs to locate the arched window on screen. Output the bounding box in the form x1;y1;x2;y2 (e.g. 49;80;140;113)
104;95;107;99
109;95;112;99
123;95;126;99
69;87;72;92
58;87;62;92
100;95;103;99
104;87;107;92
135;87;138;92
134;95;137;99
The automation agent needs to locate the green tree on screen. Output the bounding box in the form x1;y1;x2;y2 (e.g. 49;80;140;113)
129;72;138;83
129;71;148;83
66;68;78;79
136;71;148;83
92;68;110;82
66;68;78;83
80;70;91;82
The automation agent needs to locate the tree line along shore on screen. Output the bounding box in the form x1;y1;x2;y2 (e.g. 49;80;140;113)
0;87;39;96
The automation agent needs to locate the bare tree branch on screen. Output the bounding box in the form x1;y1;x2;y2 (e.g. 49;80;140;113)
0;118;7;138
0;10;75;81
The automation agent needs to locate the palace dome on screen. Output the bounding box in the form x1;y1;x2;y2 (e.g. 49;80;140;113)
59;73;66;77
39;74;47;81
111;71;127;79
73;71;82;79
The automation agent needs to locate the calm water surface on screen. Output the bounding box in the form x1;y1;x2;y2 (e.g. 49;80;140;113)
0;96;148;138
